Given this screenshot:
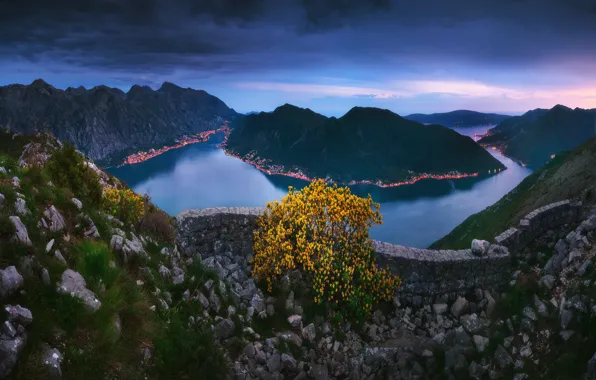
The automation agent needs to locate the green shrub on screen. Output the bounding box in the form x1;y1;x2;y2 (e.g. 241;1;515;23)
102;188;145;225
0;215;15;239
153;313;230;379
46;143;102;204
139;207;175;244
0;156;17;174
74;241;119;292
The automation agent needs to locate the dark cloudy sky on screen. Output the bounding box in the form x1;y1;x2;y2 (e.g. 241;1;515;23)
1;0;595;115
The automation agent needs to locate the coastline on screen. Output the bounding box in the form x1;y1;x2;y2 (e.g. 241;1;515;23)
221;148;506;189
116;125;232;167
115;126;507;189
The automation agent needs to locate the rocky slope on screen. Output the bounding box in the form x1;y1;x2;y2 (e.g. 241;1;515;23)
479;105;596;168
226;104;505;184
3;128;596;380
405;110;511;128
0;80;240;165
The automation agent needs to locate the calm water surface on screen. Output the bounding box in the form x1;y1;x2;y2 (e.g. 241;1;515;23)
108;126;532;248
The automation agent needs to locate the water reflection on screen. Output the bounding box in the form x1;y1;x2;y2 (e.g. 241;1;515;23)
108;126;532;248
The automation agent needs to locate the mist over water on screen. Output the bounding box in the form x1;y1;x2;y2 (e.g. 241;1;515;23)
108;126;532;248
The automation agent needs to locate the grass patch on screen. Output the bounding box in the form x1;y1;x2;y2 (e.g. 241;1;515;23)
152;310;230;379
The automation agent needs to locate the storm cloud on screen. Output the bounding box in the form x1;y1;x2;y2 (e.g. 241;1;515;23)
1;0;595;114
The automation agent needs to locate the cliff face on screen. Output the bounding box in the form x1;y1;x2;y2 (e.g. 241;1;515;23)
0;79;240;164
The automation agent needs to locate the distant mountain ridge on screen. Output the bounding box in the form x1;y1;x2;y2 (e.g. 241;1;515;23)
0;79;240;164
479;105;596;167
226;104;505;184
405;110;511;127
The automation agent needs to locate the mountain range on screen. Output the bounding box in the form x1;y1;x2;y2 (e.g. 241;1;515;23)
405;110;511;127
479;105;596;167
225;104;505;184
0;79;239;164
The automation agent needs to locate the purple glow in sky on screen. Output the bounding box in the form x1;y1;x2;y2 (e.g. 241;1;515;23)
1;0;595;116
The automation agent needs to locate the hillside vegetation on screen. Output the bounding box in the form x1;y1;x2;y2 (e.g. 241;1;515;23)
432;137;596;249
226;104;505;184
479;105;596;168
0;129;230;379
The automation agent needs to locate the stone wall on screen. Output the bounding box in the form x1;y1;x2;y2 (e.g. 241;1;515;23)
494;200;583;254
176;200;582;304
371;241;510;305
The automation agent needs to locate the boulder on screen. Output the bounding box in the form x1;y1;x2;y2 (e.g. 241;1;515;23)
57;269;101;312
9;216;32;246
451;296;469;317
14;198;30;216
215;319;235;339
110;235;124;252
302;323;316;341
0;336;25;378
0;266;24;298
473;335;489;353
494;345;513;368
5;305;33;325
71;198;83;210
267;353;282;373
43;206;67;232
288;315;303;329
471;239;490;256
45;239;55;253
40;344;64;379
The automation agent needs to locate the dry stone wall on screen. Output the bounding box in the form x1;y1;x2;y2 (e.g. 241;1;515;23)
176;200;582;304
494;200;582;254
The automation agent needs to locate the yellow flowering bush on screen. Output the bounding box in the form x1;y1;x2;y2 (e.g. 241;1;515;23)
252;179;401;319
102;188;145;225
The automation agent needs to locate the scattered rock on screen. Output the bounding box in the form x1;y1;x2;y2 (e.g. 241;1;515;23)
43;205;67;232
14;198;30;216
302;323;316;341
494;345;513;368
71;198;83;210
215;319;235;339
9;216;32;246
5;305;33;325
57;269;101;312
41;344;64;379
451;296;469;317
0;266;24;298
471;239;490;256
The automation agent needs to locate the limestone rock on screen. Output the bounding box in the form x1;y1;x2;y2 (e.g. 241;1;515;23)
110;235;124;252
45;239;55;253
473;335;489;353
41;344;64;379
9;216;32;246
14;198;30;216
57;269;101;312
0;266;24;298
471;239;490;256
494;345;513;368
0;336;25;378
5;305;33;325
302;323;316;341
43;206;67;232
215;319;235;339
451;296;469;317
71;198;83;210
